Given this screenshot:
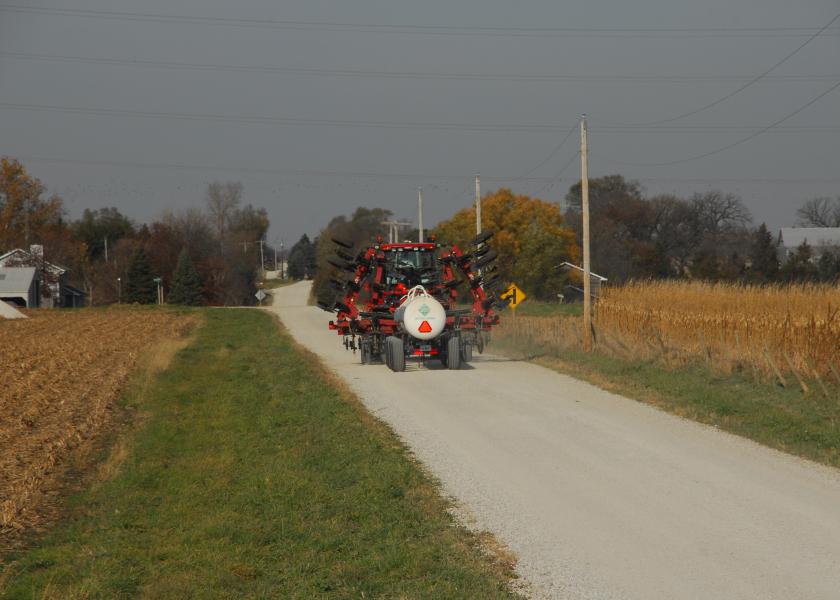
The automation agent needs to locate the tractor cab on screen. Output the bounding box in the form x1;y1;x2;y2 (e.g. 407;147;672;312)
381;243;439;290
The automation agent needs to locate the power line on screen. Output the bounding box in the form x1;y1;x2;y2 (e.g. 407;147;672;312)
3;51;839;84
595;79;840;167
2;5;839;38
10;154;551;181
593;125;839;133
509;124;578;181
14;154;840;187
2;102;836;135
595;10;840;126
0;102;571;133
531;152;581;198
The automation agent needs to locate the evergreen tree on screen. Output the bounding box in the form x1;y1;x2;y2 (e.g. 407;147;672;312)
817;250;840;283
779;241;817;282
169;248;204;305
288;234;316;279
125;248;157;304
749;223;779;282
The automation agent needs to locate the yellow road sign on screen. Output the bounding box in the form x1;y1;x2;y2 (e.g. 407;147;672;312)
500;283;526;310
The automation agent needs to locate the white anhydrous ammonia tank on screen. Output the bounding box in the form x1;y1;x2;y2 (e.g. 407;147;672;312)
395;286;446;340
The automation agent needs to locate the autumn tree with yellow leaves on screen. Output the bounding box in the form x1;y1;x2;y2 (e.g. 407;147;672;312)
434;188;579;300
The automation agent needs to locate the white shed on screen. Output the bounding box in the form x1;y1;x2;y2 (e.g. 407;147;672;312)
0;267;38;307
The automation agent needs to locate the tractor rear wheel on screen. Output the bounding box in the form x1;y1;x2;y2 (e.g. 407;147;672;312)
446;336;462;370
386;336;405;372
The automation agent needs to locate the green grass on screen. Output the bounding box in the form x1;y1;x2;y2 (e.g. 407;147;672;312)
260;278;295;290
509;301;582;317
493;335;840;469
2;309;517;599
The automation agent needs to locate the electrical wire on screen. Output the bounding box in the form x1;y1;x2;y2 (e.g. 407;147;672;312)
509;124;578;181
14;154;840;187
0;101;573;133
531;151;581;198
3;51;839;84
10;154;548;181
2;5;838;38
594;79;840;167
3;101;834;135
594;10;840;126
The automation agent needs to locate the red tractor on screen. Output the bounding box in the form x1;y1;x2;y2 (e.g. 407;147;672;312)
319;231;508;371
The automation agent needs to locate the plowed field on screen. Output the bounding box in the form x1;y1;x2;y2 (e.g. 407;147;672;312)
1;308;194;549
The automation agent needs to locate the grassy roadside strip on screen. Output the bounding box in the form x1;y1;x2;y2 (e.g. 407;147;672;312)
492;331;840;470
260;278;295;290
2;309;518;599
510;301;582;318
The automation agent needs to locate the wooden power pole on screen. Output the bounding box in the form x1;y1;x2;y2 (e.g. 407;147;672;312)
580;114;592;352
474;173;482;235
418;187;424;243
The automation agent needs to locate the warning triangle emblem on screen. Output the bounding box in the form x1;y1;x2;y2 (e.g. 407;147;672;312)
418;320;432;333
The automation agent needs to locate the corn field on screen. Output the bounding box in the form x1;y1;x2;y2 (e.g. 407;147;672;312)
0;308;194;549
496;281;840;389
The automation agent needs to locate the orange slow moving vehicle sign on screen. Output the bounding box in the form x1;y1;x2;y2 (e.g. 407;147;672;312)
500;283;526;310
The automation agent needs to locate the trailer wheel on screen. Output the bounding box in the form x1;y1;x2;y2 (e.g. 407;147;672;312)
386;336;405;372
446;336;462;370
461;341;473;363
360;341;371;364
476;333;485;354
383;339;393;369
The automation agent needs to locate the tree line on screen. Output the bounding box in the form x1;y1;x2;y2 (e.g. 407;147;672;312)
296;177;839;306
562;175;840;284
0;157;271;305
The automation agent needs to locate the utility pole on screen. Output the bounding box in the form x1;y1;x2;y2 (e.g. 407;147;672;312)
381;220;412;243
104;236;109;262
24;198;29;247
418;187;424;243
280;240;285;278
474;173;482;235
580;114;592;352
258;239;265;278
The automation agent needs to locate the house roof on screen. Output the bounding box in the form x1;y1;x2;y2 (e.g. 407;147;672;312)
556;261;608;282
0;248;68;274
64;284;87;297
0;267;37;294
778;227;840;249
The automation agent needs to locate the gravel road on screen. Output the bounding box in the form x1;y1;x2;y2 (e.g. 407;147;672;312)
269;281;840;599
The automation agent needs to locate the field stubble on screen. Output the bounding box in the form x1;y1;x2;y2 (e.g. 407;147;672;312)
0;308;194;551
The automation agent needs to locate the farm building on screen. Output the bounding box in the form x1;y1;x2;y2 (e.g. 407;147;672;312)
777;227;840;262
0;245;86;307
0;266;38;307
556;261;608;302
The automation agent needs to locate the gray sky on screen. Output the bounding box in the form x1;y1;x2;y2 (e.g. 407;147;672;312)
1;0;838;246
